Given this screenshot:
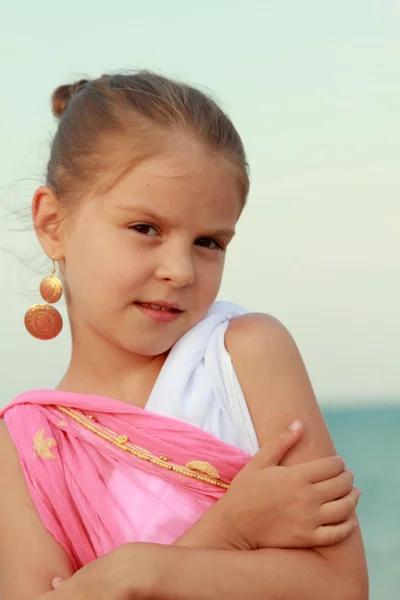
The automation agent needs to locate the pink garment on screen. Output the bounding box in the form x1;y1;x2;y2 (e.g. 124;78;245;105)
1;390;249;569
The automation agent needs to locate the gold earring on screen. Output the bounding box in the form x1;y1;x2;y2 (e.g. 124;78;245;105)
25;260;63;340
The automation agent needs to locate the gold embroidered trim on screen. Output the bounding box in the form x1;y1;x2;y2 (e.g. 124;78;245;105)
56;406;229;490
34;429;57;460
185;461;220;479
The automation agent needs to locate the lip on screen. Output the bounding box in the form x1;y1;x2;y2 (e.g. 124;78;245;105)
141;300;183;311
134;301;183;324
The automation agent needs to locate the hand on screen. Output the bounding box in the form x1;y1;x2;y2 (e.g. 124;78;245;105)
215;421;359;550
38;545;151;600
177;421;359;551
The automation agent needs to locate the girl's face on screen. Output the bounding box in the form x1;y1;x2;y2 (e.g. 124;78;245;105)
57;143;242;357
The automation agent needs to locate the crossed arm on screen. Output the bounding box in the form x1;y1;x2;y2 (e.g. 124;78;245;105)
0;314;368;600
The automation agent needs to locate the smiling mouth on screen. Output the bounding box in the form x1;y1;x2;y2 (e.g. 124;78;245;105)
134;302;183;313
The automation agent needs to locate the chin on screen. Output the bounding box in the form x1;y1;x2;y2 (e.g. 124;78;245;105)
120;335;179;358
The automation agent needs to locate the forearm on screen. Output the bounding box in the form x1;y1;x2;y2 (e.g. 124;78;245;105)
135;544;362;600
173;503;235;550
166;503;364;600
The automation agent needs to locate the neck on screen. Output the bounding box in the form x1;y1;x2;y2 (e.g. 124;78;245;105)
57;328;168;408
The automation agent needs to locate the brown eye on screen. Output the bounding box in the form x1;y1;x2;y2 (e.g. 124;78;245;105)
131;223;158;236
195;237;223;250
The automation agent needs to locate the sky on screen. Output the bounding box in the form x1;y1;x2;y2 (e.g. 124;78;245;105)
0;0;398;407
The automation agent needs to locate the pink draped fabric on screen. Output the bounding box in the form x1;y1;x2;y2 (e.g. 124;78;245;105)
1;390;249;569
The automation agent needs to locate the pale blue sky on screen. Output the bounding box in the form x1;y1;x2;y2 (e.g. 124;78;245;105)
0;0;398;406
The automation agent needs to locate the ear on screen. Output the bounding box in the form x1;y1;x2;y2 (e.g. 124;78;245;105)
32;186;66;261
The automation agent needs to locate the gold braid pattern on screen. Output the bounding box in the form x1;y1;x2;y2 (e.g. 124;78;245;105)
56;406;229;490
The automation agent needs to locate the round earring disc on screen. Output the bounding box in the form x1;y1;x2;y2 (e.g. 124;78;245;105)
40;276;62;304
25;304;63;340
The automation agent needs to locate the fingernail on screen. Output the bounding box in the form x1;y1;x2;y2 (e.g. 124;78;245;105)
52;577;64;589
352;519;358;528
289;420;302;431
356;488;362;498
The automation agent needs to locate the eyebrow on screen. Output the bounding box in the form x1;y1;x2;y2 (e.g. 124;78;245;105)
115;205;159;220
115;205;236;238
207;228;236;238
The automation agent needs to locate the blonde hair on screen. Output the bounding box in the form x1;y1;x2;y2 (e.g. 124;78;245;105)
47;71;250;205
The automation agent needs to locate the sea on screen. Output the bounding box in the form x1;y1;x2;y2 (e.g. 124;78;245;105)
323;405;400;600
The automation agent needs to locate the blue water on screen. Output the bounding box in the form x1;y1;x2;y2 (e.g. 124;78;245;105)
324;406;400;600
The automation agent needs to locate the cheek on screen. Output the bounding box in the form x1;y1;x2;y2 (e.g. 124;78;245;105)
63;227;153;304
196;255;225;297
62;225;115;296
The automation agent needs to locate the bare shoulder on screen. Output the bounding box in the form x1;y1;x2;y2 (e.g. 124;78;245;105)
225;312;335;460
0;420;73;600
225;312;295;357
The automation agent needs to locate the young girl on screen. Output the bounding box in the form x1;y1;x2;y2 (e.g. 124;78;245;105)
0;72;368;600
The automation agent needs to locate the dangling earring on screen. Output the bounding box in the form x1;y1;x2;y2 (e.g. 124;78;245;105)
25;260;63;340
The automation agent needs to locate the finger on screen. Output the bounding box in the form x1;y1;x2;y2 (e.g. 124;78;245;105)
249;421;303;469
302;455;345;483
312;519;359;547
316;470;354;503
319;488;361;525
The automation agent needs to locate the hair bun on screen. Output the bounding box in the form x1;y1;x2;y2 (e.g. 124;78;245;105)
51;79;90;119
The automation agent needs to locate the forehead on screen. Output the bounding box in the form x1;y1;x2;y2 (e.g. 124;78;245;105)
103;143;243;225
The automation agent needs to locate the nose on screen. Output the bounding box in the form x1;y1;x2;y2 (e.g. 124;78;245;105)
155;242;195;288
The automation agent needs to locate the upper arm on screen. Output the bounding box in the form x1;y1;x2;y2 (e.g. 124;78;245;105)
225;314;368;587
226;313;335;462
0;420;74;600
